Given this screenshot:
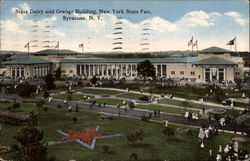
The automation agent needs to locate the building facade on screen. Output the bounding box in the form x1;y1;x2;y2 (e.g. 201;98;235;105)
2;46;249;83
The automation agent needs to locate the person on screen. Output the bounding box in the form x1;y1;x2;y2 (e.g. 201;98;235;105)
154;110;157;117
198;128;205;142
185;111;189;118
205;128;210;138
157;110;160;117
124;107;127;112
202;107;205;114
163;120;168;128
68;105;72;111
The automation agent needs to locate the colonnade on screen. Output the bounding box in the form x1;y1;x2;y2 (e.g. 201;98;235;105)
76;63;167;78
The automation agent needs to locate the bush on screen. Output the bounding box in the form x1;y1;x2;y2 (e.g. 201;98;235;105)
138;96;149;101
43;91;50;99
102;145;111;154
128;101;135;109
43;107;48;112
12;102;21;109
75;105;79;112
72;117;77;122
126;129;144;144
57;104;61;108
129;153;138;160
162;126;175;136
16;83;36;98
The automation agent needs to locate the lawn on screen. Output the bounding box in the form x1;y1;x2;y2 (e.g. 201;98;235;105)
159;99;217;110
135;104;199;115
95;98;124;106
0;102;249;161
116;93;146;100
82;88;124;95
52;93;93;101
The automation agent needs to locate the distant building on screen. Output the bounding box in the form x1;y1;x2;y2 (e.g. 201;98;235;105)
1;46;249;83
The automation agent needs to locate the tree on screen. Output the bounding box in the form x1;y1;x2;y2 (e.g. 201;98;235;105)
43;91;50;99
90;75;98;86
137;60;155;84
44;73;55;90
14;112;49;161
126;129;144;144
16;83;36;98
55;67;62;80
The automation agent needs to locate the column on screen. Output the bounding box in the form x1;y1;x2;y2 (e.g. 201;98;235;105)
88;64;91;76
203;68;206;82
224;68;226;81
80;65;82;75
161;64;163;77
106;64;109;77
84;65;87;76
155;65;158;77
216;68;219;81
210;68;212;81
101;65;104;77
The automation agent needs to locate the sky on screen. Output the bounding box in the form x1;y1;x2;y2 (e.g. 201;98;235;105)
0;0;249;52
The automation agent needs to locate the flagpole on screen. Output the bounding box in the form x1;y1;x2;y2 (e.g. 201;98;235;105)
28;42;30;55
234;37;237;52
58;41;59;54
196;40;198;51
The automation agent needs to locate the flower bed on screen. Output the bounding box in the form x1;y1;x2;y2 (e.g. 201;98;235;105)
210;108;227;115
0;112;30;125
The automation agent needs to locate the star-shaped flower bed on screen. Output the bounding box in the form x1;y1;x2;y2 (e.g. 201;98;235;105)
49;126;123;150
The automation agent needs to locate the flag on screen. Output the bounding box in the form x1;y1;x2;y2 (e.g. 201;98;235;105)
24;42;29;48
79;44;84;48
188;37;193;46
226;37;236;45
192;40;198;47
55;41;59;48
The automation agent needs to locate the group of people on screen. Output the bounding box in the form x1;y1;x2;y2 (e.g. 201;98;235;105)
198;125;218;143
183;111;199;120
153;110;161;117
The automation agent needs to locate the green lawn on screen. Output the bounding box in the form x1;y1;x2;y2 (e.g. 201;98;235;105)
82;89;124;95
95;98;124;106
0;102;249;161
116;93;146;100
135;104;199;115
159;99;217;110
52;94;93;101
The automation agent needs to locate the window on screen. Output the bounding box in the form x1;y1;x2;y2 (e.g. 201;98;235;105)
205;68;210;81
190;71;195;75
171;71;175;75
70;70;73;73
62;70;66;73
180;71;184;75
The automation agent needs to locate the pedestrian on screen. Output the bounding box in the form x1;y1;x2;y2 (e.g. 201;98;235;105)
157;110;160;117
202;107;205;114
103;103;106;107
118;108;121;116
154;110;157;117
124;107;127;112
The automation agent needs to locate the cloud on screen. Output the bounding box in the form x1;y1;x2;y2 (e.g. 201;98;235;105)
224;11;248;25
1;6;249;52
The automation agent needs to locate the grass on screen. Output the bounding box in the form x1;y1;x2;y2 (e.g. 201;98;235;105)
82;89;124;95
52;94;93;101
159;99;217;110
95;98;124;106
135;104;199;115
116;93;146;100
0;102;249;161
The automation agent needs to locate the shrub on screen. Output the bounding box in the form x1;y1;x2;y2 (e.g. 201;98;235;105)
128;101;135;109
126;129;144;144
43;91;50;99
75;105;79;112
16;83;36;98
72;117;77;122
43;107;48;112
102;145;111;154
57;104;61;108
12;102;21;109
129;153;138;160
138;96;149;101
162;126;175;136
